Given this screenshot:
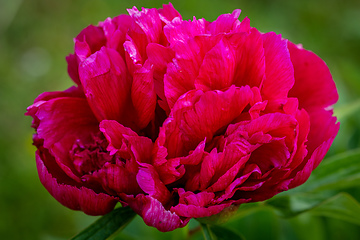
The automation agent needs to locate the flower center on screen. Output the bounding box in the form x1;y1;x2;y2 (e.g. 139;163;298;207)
70;133;118;176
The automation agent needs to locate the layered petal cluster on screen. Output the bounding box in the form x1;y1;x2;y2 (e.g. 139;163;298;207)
26;3;339;232
26;2;179;220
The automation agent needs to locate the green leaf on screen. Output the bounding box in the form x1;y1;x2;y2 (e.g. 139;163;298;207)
210;225;246;240
310;193;360;225
201;223;214;240
71;207;136;240
266;192;331;218
267;192;360;225
333;99;360;120
302;148;360;192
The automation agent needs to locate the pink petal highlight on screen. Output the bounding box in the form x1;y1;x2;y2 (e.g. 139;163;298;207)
137;164;171;204
121;194;189;232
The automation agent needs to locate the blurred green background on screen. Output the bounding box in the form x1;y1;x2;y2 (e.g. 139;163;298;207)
1;0;360;239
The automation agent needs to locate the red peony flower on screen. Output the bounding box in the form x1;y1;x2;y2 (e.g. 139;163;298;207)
26;4;339;232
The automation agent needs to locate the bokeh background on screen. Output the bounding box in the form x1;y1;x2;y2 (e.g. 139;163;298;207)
1;0;360;239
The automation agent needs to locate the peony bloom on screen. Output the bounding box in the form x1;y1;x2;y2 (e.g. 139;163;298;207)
26;3;339;232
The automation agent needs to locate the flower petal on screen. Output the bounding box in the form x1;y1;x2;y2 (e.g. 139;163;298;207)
121;194;189;232
195;37;236;91
127;7;162;44
171;203;231;218
261;32;294;100
137;163;171;204
131;61;157;129
288;41;338;110
99;120;153;161
163;85;254;158
227;112;298;150
36;150;117;215
94;161;142;196
164;34;222;108
172;189;231;218
289;136;336;188
305;109;340;168
147;43;175;109
28;96;98;181
79;47;134;127
164;17;207;46
66;54;81;85
206;9;241;34
158;3;182;24
100;15;133;58
227;29;265;88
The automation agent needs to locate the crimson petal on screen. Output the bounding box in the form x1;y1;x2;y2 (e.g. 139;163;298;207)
288;41;338;110
36;150;117;215
28;96;98;181
261;32;295;100
79;47;133;127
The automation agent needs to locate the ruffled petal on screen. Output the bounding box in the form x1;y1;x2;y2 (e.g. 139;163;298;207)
27;96;98;181
158;3;182;24
26;86;85;129
171;189;231;218
164;17;207;46
127;7;162;44
121;194;189;232
171;203;231;218
33;86;85;103
163;85;254;158
36;150;117;215
75;25;106;57
99;15;133;58
164;34;222;108
215;164;261;203
94;161;142;196
204;151;251;192
227;113;297;148
238;17;251;33
137;163;171;204
206;9;241;34
99;120;153;162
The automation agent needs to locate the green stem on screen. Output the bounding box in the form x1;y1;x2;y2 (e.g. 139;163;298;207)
201;223;213;240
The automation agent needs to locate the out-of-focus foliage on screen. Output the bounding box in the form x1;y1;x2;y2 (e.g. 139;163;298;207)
1;0;359;239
